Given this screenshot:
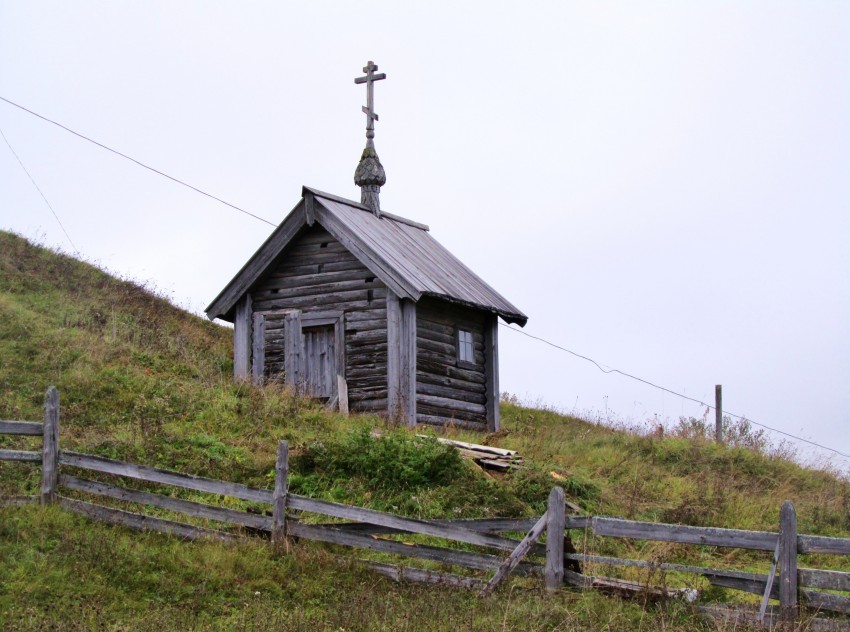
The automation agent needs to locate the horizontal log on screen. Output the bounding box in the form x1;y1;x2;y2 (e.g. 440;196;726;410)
591;517;777;551
60;452;273;504
565;516;593;529
288;522;543;577
347;382;387;395
265;262;322;277
0;449;41;462
417;338;484;364
60;475;272;530
346;337;388;350
417;319;484;342
347;353;388;368
416;402;487;423
417;327;483;351
259;268;375;291
417;405;486;425
365;560;486;590
349;398;388;411
798;534;850;555
418;361;485;384
348;380;388;392
416;414;486;430
252;290;387;313
253;278;384;302
287;493;523;552
344;319;387;333
0;420;43;435
318;259;373;273
346;330;387;344
348;381;388;396
416;371;485;394
347;388;389;402
416;382;485;405
346;364;388;378
345;308;387;323
58;497;236;542
416;394;486;416
273;250;359;268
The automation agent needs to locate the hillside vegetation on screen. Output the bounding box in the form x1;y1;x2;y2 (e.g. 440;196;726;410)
1;230;848;631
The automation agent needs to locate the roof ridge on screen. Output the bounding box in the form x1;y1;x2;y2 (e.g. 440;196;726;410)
303;186;429;232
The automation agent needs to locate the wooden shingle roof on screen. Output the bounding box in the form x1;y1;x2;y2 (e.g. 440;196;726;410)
205;187;528;326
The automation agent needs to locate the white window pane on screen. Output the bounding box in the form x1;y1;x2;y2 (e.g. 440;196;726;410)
458;329;474;363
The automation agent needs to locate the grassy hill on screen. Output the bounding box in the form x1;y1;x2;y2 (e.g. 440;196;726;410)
1;230;848;630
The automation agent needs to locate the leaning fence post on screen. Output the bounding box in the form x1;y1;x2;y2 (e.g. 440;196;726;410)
272;441;289;547
545;486;565;591
779;500;798;622
40;386;60;505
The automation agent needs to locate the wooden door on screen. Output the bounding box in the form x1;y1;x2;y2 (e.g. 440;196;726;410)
301;324;337;399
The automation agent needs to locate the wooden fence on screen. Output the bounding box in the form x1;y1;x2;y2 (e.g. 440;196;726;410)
2;387;850;624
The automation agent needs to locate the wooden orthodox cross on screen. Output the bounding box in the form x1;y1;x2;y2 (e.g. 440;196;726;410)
354;61;386;145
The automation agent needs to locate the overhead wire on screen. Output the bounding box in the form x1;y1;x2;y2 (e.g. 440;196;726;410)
499;322;850;460
0;95;277;228
1;125;80;256
4;94;846;462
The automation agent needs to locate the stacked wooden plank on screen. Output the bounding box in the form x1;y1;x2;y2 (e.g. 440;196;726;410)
420;435;523;472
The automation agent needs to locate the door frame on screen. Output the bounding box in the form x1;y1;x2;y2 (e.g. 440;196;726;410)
280;309;347;414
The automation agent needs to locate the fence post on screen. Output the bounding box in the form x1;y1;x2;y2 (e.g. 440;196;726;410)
715;385;722;442
545;486;565;591
779;500;798;622
40;386;60;505
272;441;289;547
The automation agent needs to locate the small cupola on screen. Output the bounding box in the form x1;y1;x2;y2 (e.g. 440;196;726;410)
353;60;386;217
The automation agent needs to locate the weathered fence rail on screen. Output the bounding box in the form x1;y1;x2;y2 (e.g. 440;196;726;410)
2;386;850;623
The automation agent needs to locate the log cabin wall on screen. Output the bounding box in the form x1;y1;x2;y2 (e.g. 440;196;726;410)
249;225;388;413
415;297;488;428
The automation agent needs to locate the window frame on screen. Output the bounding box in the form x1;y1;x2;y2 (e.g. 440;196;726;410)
455;326;477;369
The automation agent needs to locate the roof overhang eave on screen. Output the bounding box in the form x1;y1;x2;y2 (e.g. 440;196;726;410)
420;292;527;327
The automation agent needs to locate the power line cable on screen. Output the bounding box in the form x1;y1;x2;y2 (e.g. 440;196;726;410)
499;322;850;460
1;125;80;256
3;97;845;461
0;95;277;228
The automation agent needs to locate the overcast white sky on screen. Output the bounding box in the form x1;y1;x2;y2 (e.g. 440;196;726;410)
1;2;848;466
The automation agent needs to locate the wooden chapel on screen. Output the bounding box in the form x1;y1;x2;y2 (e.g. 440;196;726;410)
206;61;527;432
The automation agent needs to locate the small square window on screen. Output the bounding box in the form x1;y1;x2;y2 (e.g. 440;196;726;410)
457;329;475;365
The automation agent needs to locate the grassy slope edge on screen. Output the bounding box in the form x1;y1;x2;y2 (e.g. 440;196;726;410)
1;231;848;631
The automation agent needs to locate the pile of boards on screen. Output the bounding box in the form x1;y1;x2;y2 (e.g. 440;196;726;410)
420;435;523;472
369;430;523;472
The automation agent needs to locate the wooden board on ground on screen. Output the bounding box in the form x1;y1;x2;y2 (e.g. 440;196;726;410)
364;560;486;591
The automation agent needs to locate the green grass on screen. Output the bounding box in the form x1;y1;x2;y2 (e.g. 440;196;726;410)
1;230;848;630
0;504;700;632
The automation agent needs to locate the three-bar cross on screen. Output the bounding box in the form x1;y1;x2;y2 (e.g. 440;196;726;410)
354;61;386;144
